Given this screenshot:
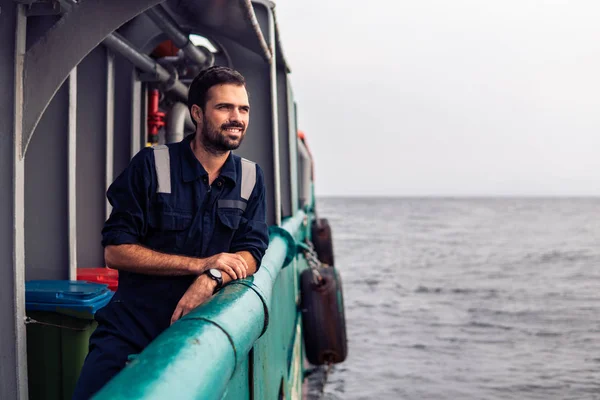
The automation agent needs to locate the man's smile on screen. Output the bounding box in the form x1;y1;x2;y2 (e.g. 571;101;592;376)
222;126;244;138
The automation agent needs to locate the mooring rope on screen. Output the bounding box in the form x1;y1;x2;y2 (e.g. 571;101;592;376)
317;362;334;399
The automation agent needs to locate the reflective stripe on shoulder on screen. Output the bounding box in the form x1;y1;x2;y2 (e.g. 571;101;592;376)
240;158;256;201
153;145;171;194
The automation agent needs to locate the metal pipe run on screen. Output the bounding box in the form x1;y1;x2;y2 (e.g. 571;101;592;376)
102;33;188;101
166;102;195;143
146;6;212;68
267;7;282;226
297;139;312;209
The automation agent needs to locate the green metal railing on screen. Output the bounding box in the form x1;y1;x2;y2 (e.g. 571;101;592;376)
93;211;308;400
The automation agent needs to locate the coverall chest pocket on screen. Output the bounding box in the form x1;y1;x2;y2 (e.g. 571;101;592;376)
213;210;244;249
150;208;193;252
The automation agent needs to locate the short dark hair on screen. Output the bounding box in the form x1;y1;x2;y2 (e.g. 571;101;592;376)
187;66;246;114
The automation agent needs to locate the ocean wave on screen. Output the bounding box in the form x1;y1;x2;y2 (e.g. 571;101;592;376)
534;331;562;337
415;285;443;293
524;249;595;264
467;321;514;331
490;383;571;393
415;286;500;297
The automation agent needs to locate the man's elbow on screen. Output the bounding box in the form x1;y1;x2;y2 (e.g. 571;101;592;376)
104;245;127;269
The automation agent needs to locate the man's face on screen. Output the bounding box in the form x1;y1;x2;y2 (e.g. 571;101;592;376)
194;83;250;154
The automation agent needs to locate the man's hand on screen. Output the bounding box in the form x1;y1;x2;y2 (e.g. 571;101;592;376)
198;252;248;279
170;274;216;325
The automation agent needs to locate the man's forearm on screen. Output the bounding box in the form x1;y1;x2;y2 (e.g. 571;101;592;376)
104;244;202;276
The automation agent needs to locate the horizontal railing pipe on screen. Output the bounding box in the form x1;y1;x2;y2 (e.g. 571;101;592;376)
93;211;306;400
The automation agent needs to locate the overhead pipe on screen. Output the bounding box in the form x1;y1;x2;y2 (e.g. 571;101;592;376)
102;33;188;101
241;0;272;62
146;5;213;68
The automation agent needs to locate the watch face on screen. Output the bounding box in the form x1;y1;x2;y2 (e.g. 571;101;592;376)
209;268;222;278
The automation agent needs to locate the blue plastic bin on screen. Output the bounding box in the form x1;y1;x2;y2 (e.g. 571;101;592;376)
25;280;113;400
26;280;113;316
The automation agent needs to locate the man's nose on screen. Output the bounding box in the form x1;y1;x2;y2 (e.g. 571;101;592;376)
229;108;241;121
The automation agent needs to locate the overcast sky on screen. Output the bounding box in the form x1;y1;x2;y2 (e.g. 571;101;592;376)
273;0;600;197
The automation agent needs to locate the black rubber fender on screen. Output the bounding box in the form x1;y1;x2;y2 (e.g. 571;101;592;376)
311;218;335;266
301;266;348;365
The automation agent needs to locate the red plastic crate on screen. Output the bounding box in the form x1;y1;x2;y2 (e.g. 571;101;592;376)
77;268;119;291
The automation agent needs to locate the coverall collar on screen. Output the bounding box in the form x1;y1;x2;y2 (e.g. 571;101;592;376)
181;135;237;185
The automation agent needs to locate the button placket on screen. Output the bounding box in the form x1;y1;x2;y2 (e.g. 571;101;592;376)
200;178;221;255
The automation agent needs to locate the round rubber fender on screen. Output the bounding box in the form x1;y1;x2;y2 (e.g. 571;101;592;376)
300;266;348;365
311;218;335;266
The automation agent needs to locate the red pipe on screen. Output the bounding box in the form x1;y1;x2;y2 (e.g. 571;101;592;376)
147;89;165;144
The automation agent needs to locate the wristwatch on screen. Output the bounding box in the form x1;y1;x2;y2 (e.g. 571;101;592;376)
206;268;223;293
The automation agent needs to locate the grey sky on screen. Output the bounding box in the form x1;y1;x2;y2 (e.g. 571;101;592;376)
274;0;600;197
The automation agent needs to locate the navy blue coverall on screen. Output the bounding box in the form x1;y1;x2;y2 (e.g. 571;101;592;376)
72;135;269;399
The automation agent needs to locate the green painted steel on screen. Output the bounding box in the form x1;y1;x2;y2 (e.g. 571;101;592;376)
252;255;309;400
94;211;307;400
221;354;250;400
252;260;298;399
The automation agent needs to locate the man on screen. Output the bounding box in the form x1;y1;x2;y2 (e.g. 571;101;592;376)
73;66;269;399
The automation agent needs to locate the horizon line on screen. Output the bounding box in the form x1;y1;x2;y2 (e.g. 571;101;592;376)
315;194;600;199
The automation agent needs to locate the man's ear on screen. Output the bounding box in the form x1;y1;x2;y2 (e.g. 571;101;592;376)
191;104;203;126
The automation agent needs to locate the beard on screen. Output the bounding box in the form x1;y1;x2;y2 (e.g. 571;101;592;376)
199;120;246;154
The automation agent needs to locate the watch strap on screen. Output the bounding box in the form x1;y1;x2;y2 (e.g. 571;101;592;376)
206;269;223;293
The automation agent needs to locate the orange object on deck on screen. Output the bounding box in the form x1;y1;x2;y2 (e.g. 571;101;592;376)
151;40;180;58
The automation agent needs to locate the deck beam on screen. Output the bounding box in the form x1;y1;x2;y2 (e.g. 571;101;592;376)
21;0;162;158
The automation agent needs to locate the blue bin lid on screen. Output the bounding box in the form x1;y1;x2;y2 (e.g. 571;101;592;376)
26;290;113;316
26;280;110;305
